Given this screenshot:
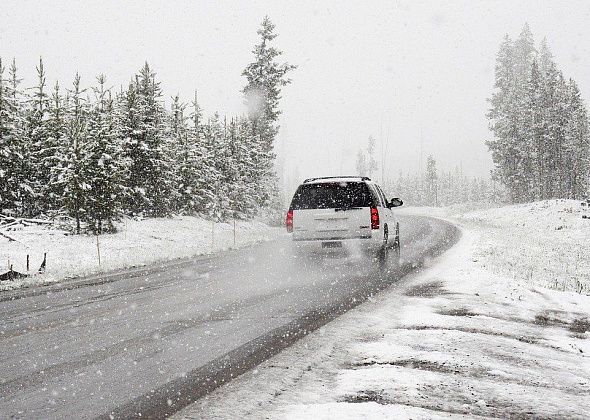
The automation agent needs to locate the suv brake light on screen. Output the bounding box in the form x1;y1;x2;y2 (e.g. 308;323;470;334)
286;209;294;233
370;206;379;230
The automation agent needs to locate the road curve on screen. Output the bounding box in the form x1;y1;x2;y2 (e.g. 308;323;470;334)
0;215;459;419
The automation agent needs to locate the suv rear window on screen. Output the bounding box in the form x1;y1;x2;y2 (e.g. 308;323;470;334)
290;182;374;210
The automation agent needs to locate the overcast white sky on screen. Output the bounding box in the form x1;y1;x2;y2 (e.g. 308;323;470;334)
2;0;590;189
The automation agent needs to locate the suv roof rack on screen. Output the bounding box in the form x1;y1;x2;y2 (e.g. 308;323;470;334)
303;176;371;183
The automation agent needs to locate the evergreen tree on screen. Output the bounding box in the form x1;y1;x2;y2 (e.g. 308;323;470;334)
58;73;89;233
486;35;520;201
355;151;367;177
538;37;554;76
425;155;438;206
203;113;229;221
355;136;378;178
45;81;67;209
524;59;544;200
26;58;51;215
542;62;567;198
234;117;258;217
242;16;296;209
512;24;537;201
0;58;8;143
122;63;175;216
187;91;218;215
84;75;127;233
2;59;28;214
0;58;12;211
366;135;378;179
170;94;190;213
564;80;590;198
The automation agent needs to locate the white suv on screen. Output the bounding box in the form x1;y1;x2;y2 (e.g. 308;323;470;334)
286;176;403;261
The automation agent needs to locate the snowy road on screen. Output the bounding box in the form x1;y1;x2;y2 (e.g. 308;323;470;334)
0;215;458;419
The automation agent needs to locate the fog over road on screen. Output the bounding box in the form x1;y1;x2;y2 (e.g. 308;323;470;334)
0;215;458;419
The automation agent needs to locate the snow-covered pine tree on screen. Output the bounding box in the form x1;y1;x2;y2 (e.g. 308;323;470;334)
122;63;175;217
355;151;367;177
118;80;139;214
531;46;555;200
1;59;29;215
367;135;378;179
538;37;554;76
204;112;229;221
0;59;7;138
235;116;258;218
487;35;519;201
26;58;52;215
470;177;480;203
524;59;545;200
84;75;127;233
187;91;218;216
169;94;188;213
512;24;537;201
58;73;89;233
425;155;438;206
542;62;568;198
564;79;590;198
223;117;240;219
222;116;259;219
488;25;539;202
354;136;378;179
0;58;11;212
242;16;296;210
45;81;67;210
479;178;490;202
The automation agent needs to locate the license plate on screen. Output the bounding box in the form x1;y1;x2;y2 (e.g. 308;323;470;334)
322;241;342;248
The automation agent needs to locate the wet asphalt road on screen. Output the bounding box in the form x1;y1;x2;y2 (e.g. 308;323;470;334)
0;215;459;419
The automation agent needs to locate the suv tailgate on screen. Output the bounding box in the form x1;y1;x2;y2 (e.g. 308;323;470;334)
293;207;371;240
289;181;374;241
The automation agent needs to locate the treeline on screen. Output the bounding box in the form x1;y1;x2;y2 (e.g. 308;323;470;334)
0;17;294;233
487;24;590;203
386;156;502;206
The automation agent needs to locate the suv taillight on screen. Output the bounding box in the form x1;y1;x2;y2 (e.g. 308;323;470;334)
286;209;294;233
370;206;379;230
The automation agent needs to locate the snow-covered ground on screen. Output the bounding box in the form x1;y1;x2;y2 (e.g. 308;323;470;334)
0;216;281;291
174;200;590;419
403;199;590;295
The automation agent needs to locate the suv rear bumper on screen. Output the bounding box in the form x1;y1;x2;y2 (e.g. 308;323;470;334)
291;238;382;256
290;231;383;252
292;234;372;241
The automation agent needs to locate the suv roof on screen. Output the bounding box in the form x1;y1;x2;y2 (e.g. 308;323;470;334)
303;176;371;184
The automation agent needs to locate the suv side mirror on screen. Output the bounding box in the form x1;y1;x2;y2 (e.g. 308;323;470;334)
388;198;403;208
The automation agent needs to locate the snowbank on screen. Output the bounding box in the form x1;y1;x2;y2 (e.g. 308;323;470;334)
0;216;282;291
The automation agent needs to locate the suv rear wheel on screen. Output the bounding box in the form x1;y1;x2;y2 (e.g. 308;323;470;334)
391;222;401;265
377;225;389;266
